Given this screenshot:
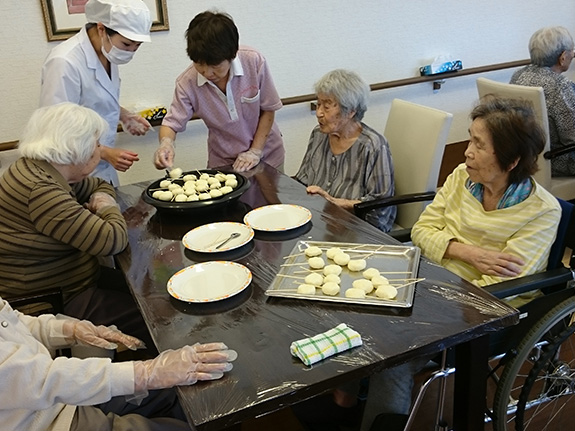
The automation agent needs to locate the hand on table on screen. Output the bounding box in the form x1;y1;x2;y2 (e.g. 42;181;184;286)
153;137;175;169
134;343;238;392
84;192;119;214
233;149;262;172
62;318;145;350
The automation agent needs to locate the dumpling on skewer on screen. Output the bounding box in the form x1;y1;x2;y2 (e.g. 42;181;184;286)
304;246;323;257
323;264;343;276
308;257;325;269
352;279;374;294
304;273;324;286
326;247;343;260
375;284;398;300
363;268;380;280
333;253;351;266
323;274;341;284
348;259;367;272
321;282;340;296
345;288;366;299
297;284;316;295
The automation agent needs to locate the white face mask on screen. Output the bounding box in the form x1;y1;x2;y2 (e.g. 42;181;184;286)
101;34;135;65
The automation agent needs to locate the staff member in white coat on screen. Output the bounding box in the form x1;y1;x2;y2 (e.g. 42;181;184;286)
40;0;152;186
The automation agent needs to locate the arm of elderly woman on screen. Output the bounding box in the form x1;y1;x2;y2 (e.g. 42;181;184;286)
444;241;524;278
30;177;127;256
306;185;360;210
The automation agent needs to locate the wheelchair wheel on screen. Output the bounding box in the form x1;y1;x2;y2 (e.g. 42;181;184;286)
492;296;575;431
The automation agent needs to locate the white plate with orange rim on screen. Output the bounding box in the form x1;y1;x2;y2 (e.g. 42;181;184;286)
182;222;254;253
243;204;312;232
167;261;252;303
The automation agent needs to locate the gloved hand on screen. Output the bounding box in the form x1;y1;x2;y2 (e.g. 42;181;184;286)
153;137;175;169
120;111;151;136
232;148;262;172
133;343;238;392
61;317;145;350
84;192;119;214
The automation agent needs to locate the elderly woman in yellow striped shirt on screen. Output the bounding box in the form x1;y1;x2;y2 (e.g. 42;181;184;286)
412;96;561;289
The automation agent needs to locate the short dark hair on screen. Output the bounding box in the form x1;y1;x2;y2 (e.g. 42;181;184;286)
185;11;239;64
470;96;545;184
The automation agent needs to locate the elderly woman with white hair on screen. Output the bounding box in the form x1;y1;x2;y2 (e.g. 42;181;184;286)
510;26;575;176
0;102;152;348
294;69;396;232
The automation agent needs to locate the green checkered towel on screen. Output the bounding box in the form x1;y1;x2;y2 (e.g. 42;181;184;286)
290;323;362;366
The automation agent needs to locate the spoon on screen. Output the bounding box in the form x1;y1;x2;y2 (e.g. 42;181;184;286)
216;232;241;249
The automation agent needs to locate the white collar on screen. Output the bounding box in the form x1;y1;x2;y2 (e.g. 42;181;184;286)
196;56;244;87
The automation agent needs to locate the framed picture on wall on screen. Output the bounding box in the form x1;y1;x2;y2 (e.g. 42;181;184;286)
40;0;169;42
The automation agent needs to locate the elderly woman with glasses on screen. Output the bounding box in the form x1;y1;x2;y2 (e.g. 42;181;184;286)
294;69;396;232
511;26;575;176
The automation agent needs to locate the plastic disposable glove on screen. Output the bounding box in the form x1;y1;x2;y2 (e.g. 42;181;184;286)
61;317;145;350
84;192;119;215
133;343;238;392
120;112;151;136
153;137;175;169
232;148;262;172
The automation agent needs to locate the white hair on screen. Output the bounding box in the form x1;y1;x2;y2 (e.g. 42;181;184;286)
18;103;108;165
529;26;574;67
314;69;370;121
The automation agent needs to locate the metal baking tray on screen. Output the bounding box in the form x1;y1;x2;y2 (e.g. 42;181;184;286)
266;241;421;308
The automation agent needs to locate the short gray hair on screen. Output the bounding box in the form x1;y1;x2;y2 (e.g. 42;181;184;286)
528;26;574;67
314;69;370;121
19;103;108;165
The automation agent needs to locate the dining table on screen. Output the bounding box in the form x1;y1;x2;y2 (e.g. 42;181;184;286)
115;161;519;431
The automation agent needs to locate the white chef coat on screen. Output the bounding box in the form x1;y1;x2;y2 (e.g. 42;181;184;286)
40;25;121;186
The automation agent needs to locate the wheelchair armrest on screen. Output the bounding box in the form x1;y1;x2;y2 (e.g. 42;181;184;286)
388;228;412;243
4;287;65;314
354;191;436;219
483;267;574;299
543;144;575;160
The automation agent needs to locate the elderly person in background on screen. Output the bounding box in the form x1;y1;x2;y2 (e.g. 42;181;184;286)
358;97;562;431
294;69;396;232
510;26;575;176
0;295;237;431
0;102;151;348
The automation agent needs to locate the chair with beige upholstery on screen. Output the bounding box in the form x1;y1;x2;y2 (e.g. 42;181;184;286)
354;99;453;236
476;77;575;201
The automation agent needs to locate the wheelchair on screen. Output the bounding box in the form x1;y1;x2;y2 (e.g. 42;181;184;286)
356;198;575;431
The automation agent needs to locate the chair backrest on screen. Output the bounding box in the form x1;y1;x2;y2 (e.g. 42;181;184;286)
476;77;552;189
384;99;453;228
548;198;575;270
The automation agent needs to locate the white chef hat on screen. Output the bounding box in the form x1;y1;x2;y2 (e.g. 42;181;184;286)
85;0;152;43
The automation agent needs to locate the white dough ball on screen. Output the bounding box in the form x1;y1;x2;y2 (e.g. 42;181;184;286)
371;275;390;287
297;284;316;295
183;174;197;182
323;274;341;284
352;279;374;294
326;247;344;260
152;190;163;199
375;284;398;300
159;179;172;188
323;264;343;276
171;187;184;196
225;174;237;180
345;288;366;299
174;194;188;202
158;191;173;201
195;180;209;192
187;195;199;202
169;168;183;179
321;282;340;296
207;177;220;185
225;178;238;188
220;186;233;195
333;253;351;266
184;180;196;189
199;173;210;180
198;193;211;200
215;173;227;182
168;183;181;191
304;246;323;257
304;273;324;286
308;257;325;269
209;189;223;198
363;268;380;280
184;188;197;196
348;259;367;272
209;182;221;189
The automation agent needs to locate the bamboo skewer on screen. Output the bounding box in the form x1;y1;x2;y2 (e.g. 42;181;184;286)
276;274;305;279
